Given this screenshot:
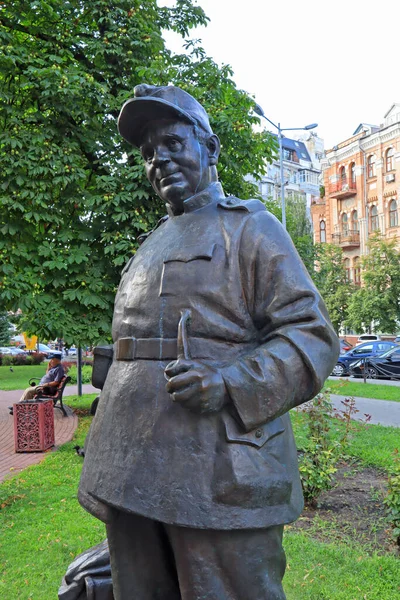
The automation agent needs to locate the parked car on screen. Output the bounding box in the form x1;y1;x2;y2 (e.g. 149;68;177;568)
350;345;400;380
20;343;62;359
0;346;27;355
356;334;381;344
394;336;400;344
339;339;353;354
38;344;63;359
331;340;398;377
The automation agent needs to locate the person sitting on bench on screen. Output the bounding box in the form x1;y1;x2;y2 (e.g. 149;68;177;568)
9;356;65;414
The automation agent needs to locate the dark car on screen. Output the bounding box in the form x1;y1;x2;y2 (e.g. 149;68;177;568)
331;340;398;377
350;345;400;380
339;339;353;354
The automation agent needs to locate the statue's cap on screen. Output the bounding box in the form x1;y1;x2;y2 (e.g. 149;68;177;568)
118;84;213;147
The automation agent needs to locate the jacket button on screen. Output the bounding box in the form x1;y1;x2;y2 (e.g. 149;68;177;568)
255;429;263;438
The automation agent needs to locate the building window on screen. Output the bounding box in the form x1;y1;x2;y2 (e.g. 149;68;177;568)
283;149;295;162
353;257;361;285
350;162;356;183
370;205;379;231
368;155;376;178
386;148;394;172
352;210;359;231
340;166;347;188
389;199;398;227
344;258;351;282
341;213;349;235
260;182;273;198
320;220;326;242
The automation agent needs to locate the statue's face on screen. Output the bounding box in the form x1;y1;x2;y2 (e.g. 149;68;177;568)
140;120;212;212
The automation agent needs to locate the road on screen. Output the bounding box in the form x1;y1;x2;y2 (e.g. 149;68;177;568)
326;376;400;426
328;375;400;387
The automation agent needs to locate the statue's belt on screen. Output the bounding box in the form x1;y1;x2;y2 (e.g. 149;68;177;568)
114;337;251;361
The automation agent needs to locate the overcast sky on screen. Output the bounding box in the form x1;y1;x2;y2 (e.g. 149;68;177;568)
161;0;400;150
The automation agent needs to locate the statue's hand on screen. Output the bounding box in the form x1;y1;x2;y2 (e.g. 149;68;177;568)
164;360;228;414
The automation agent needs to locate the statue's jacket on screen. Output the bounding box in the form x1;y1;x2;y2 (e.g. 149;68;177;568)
79;182;339;530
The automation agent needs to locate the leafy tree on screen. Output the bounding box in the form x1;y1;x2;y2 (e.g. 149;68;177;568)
262;194;315;273
0;311;11;345
345;233;400;334
285;193;312;240
0;1;275;346
313;243;354;333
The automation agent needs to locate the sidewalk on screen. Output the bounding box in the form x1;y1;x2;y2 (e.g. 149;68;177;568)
330;394;400;427
0;384;99;483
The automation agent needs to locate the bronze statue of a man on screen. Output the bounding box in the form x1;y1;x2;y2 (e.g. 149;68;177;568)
78;84;339;599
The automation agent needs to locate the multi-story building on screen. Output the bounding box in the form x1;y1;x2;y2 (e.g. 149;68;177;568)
311;104;400;284
252;133;323;217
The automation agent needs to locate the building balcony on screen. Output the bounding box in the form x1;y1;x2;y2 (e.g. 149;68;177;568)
329;181;357;198
331;229;360;248
311;197;326;206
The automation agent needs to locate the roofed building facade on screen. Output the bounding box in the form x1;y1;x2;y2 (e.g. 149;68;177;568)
311;104;400;285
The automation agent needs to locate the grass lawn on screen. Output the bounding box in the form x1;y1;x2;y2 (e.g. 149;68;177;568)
325;378;400;402
0;364;47;390
290;409;400;470
0;394;399;599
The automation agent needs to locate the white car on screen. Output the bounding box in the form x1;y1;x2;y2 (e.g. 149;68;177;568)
20;343;63;359
0;346;27;355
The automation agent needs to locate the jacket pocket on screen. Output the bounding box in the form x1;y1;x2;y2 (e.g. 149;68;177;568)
223;412;285;448
159;243;217;297
212;412;292;508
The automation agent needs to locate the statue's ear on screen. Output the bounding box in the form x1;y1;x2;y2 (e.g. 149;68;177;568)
206;135;220;166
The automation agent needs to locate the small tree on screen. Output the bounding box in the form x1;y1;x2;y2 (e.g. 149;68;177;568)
346;233;400;334
0;311;11;345
313;244;354;333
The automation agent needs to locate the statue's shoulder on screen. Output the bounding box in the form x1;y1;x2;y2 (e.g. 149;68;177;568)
121;215;169;277
137;214;169;245
218;197;266;214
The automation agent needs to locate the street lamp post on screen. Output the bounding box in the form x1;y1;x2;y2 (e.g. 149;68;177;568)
253;102;318;230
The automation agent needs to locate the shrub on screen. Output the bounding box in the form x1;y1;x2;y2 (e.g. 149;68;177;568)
1;354;13;366
61;360;75;372
13;353;28;366
30;352;45;365
67;364;93;384
298;391;339;508
384;449;400;546
62;360;93;373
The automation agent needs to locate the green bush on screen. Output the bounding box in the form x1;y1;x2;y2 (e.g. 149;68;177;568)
12;353;28;366
384;449;400;546
298;391;340;507
1;354;13;366
66;364;92;384
30;352;45;365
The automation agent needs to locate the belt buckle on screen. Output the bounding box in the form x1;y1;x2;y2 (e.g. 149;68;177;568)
116;337;137;360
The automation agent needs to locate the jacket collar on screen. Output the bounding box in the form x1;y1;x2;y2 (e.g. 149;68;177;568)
166;182;225;217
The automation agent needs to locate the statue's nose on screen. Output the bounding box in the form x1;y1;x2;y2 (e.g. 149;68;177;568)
152;148;170;167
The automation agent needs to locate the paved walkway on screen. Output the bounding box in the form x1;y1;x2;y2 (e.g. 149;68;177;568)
0;384;99;483
330;394;400;427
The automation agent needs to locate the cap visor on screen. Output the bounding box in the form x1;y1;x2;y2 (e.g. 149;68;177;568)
118;97;196;147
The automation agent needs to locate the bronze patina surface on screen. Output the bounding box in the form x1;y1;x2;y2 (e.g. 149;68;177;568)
78;84;340;600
